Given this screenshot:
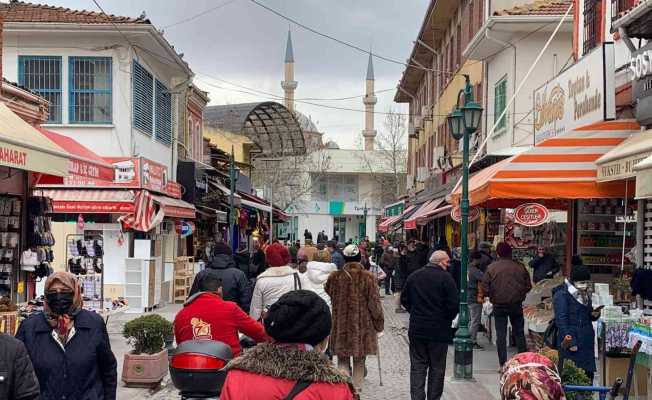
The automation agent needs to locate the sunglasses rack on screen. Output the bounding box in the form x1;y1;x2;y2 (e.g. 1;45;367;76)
65;232;104;312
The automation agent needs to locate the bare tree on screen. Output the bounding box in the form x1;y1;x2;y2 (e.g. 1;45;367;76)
357;107;408;204
251;149;332;212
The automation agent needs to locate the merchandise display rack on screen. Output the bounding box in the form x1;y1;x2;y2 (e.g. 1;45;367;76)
65;232;104;312
173;256;194;304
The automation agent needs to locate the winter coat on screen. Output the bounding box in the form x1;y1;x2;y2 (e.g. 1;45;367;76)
379;252;396;273
552;283;596;373
16;310;117;400
530;254;560;283
0;333;40;400
174;292;269;357
330;250;345;269
196;254;252;312
252;249;266;277
467;263;485;304
448;259;462;294
298;246;318;262
306;261;338;309
250;266;313;321
394;255;407;291
482;258;532;306
477;251;493;272
221;343;355;400
401;264;459;343
325;262;384;357
405;250;425;277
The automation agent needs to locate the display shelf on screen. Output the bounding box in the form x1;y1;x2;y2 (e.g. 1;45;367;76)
579;230;632;235
585;263;633;267
580;246;625;250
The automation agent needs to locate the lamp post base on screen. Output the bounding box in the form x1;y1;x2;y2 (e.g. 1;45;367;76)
453;329;474;380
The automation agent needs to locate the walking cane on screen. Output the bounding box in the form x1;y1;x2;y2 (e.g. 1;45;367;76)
377;332;384;386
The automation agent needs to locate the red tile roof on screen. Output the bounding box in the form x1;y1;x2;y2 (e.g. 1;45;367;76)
0;1;149;24
493;0;573;16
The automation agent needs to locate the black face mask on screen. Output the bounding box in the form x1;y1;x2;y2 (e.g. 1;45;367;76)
46;292;74;315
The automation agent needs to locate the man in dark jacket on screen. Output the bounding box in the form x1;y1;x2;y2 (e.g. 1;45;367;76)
404;241;425;278
251;240;267;277
191;242;252;312
327;240;345;269
529;246;560;283
0;333;40;400
482;242;532;367
468;251;486;349
477;242;494;271
402;250;459;400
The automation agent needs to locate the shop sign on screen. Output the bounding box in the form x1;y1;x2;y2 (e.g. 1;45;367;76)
165;182;183;199
513;203;549;227
631;42;652;125
533;43;615;144
598;151;652;181
175;221;195;238
141;159;169;194
615;215;636;223
51;201;134;214
451;206;480;223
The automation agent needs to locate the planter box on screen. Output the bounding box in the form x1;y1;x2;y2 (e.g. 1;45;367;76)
122;349;168;386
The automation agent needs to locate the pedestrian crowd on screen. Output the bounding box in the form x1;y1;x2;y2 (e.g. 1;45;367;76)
0;230;594;400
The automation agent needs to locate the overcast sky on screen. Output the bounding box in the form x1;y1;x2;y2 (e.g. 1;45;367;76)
45;0;426;148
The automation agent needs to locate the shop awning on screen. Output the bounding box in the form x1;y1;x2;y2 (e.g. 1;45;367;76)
634;154;652;199
596;129;652;182
238;191;288;221
378;205;416;233
452;121;640;206
38;189;135;213
0;103;69;176
422;204;453;222
37;129;115;184
150;194;196;219
404;198;445;230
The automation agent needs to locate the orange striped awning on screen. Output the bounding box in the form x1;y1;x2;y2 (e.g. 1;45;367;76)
452;120;640;206
378;205;416;233
404;198;445;230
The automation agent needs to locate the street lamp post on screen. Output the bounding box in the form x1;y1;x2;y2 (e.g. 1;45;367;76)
447;74;483;380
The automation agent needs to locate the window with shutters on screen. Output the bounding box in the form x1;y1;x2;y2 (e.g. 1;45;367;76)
69;57;112;124
155;79;172;145
494;76;507;132
132;61;154;135
18;56;62;123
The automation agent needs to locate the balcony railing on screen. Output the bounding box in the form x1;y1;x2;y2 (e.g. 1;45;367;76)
612;0;640;22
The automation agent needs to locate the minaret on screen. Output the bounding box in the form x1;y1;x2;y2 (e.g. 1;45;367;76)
281;30;297;112
362;52;377;150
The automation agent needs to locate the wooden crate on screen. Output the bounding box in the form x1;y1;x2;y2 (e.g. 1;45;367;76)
0;311;18;335
173;257;195;303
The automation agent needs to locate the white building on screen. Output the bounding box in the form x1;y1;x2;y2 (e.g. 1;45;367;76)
1;2;193;176
464;1;573;156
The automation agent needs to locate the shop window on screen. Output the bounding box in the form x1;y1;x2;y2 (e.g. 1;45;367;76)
69;57;112;124
494;76;507;132
583;0;602;55
18;56;62;123
132;61;154;135
155;79;172;146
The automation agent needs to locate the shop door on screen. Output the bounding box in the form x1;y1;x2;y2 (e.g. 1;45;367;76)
333;217;346;243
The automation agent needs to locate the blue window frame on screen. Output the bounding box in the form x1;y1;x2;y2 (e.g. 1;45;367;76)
154;79;172;145
132;61;154;135
18;56;62;123
69;57;112;124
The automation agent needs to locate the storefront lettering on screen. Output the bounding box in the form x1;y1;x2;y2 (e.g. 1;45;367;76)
534;85;565;131
514;203;549;227
568;71;601;121
0;147;27;167
600;152;651;179
630;49;652;81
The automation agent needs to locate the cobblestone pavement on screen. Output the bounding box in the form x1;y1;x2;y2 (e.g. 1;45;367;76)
114;295;501;399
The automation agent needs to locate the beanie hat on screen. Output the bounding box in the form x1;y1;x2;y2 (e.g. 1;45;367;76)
213;242;232;256
343;244;361;263
266;242;291;267
570;263;591;282
264;290;332;346
496;242;513;258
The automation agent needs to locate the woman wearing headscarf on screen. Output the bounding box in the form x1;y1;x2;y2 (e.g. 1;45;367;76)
500;352;565;400
16;272;117;400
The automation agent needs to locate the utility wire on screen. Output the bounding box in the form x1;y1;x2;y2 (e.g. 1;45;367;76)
162;0;240;29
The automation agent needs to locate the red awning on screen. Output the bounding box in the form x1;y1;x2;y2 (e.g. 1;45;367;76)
39;189;135;214
238;191;288;221
36;129;115;184
378;205;416;233
151;194;196;219
404;198;445;230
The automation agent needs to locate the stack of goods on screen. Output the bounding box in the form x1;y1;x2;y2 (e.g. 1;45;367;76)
67;237;104;311
627;316;652;355
0;196;21;295
602;305;636;354
25;196;55;279
593;283;614;306
0;296;18;334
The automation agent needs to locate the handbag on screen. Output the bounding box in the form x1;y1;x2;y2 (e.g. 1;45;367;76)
293;272;302;291
543;320;559;349
21;250;38;271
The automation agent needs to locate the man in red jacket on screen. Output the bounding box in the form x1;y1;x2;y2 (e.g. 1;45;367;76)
174;270;269;357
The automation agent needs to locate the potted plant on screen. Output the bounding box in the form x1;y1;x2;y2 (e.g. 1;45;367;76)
122;314;173;386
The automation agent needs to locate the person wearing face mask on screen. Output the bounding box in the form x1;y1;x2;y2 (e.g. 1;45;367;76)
552;262;600;381
16;271;117;400
220;290;356;399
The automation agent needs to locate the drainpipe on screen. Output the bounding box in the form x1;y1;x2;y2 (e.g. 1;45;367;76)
485;29;517;146
170;77;193;181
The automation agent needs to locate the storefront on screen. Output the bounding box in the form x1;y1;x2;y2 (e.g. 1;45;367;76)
0;104;70;304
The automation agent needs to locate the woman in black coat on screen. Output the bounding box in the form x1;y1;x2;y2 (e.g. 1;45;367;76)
17;272;117;400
